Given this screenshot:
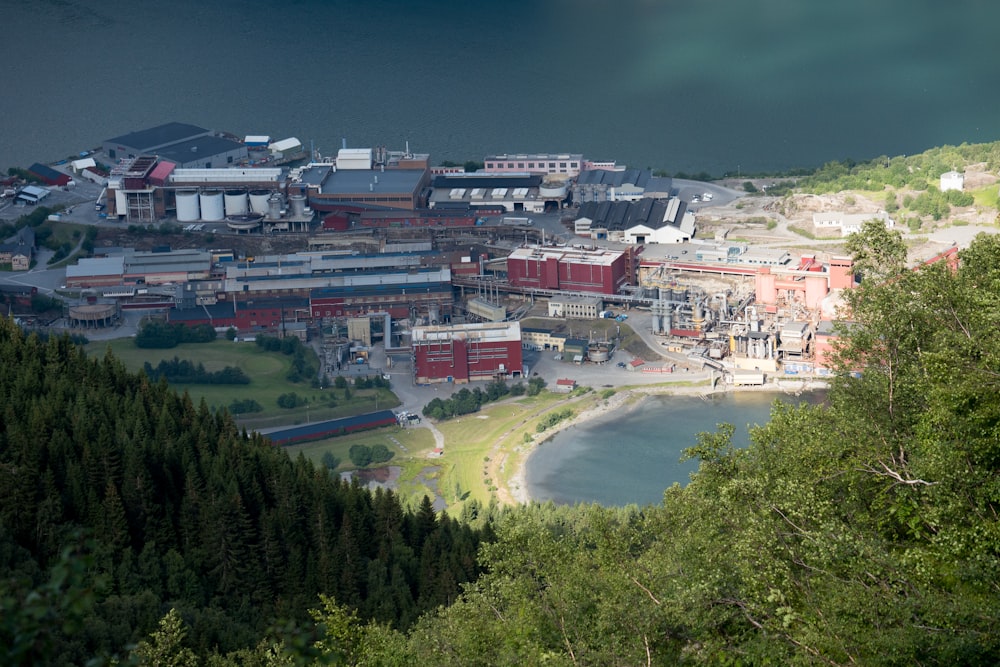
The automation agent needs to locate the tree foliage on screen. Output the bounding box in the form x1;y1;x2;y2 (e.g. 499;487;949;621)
0;320;489;662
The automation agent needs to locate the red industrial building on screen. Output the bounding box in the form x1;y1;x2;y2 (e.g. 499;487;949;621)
412;321;523;384
506;246;628;295
167;297;310;332
27;163;71;187
309;279;453;320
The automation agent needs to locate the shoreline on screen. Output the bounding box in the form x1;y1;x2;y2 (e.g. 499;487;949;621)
501;378;829;505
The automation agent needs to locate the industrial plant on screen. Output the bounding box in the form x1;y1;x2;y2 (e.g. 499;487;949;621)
37;121;894;386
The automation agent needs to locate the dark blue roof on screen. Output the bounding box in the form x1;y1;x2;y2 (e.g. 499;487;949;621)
106;123;209;151
28;163;65;181
265;410;397;444
432;174;542;189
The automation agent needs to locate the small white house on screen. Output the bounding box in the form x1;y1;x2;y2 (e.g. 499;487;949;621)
940;170;964;192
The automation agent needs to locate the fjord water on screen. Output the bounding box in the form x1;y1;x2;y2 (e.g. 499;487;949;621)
526;391;826;507
4;1;1000;174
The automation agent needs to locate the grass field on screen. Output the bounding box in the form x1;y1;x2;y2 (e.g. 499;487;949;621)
83;338;399;428
286;426;440;508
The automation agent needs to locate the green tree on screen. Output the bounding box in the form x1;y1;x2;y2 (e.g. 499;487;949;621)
132;608;199;666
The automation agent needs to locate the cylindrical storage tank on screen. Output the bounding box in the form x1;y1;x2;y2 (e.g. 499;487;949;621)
176;190;201;222
658;287;670;301
224;190;248;216
267;194;283;221
588;344;610;363
651;314;662;333
200;190;224;221
664;310;673;333
289;193;307;217
249;190;271;214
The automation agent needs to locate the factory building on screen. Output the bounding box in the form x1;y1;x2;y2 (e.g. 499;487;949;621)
168;296;310;333
548;296;602;319
571;169;673;204
102;123;247;168
754;256;855;310
483;153;583;177
27;162;71;187
293;148;431;212
428;173;568;213
412;321;523;384
64;249;212;288
309;278;452;321
574;198;695;244
506;246;628;295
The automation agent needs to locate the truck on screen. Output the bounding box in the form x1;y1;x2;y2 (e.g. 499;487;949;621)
501;216;532;226
599;310;614;319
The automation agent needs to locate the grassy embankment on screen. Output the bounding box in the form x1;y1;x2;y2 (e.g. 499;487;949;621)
84;338;399;430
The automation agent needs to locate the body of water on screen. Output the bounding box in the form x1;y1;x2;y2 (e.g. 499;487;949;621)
525;391;825;507
3;1;1000;174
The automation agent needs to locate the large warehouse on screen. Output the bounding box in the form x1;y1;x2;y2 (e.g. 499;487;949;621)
412;321;523;385
102;122;247;168
506;246;629;295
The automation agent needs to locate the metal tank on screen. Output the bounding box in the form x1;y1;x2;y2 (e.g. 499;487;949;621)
289;193;307;217
175;190;200;222
199;190;225;221
224;190;248;216
249;190;271;215
587;343;611;363
266;194;283;221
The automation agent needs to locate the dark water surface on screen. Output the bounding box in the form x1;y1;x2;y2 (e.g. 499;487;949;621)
525;391;825;507
4;1;1000;173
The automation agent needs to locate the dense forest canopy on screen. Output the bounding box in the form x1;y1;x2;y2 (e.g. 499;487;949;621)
3;224;1000;665
0;329;490;665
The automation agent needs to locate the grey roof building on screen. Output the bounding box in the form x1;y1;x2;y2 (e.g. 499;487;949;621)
102;122;248;168
572;168;671;203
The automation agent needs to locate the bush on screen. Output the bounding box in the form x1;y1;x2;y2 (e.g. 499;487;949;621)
277;392;307;409
526;376;547;397
348;444;372;467
134;320;217;349
143;357;250;384
228;398;263;414
321;452;340;470
420;381;512;421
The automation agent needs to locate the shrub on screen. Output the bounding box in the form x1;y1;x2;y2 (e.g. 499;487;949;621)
348;444;372;467
228;398;263;414
277;392;306;409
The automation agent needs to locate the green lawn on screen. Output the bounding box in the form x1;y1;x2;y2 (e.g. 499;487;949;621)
286;426;439;508
83;338;399;428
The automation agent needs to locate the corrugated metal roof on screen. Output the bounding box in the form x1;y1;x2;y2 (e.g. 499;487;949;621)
65;256;125;278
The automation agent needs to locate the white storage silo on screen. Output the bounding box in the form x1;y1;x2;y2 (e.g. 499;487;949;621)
176;190;201;222
267;194;283;221
224;190;248;216
249;190;271;215
289;193;307;217
200;190;225;221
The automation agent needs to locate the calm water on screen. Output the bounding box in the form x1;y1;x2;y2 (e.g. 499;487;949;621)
526;391;825;507
3;1;1000;174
